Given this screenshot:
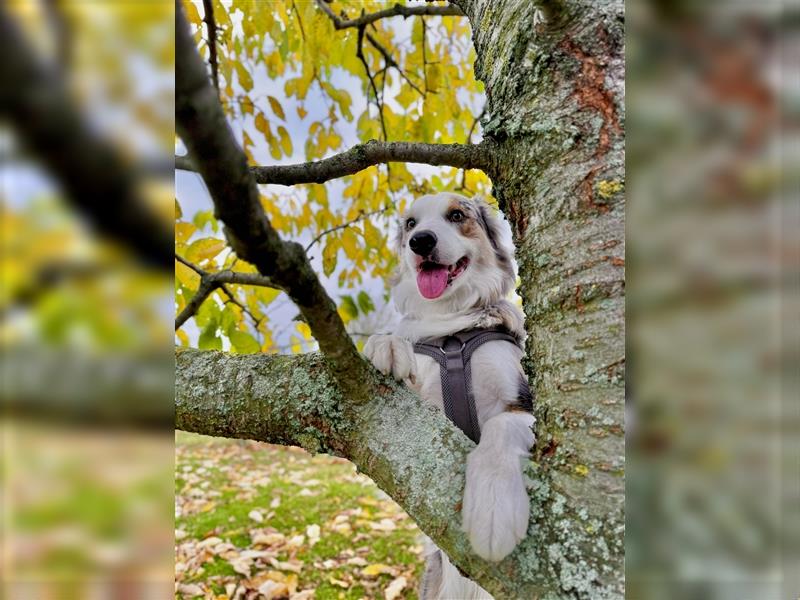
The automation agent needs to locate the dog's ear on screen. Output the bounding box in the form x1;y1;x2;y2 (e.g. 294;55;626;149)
472;195;515;275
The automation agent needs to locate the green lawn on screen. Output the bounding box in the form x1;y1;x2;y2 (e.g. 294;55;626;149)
175;432;424;599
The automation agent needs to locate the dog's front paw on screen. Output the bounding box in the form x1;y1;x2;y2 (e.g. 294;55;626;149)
363;334;417;384
462;447;529;562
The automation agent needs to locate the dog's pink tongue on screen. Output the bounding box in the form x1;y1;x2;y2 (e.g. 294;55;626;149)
417;266;449;299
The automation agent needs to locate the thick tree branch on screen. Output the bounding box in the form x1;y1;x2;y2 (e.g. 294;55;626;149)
176;141;490;186
176;348;550;599
2;347;173;428
0;7;172;270
175;1;370;398
319;2;463;29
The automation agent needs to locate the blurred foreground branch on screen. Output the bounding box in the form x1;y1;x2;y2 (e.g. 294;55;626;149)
1;347;173;428
0;7;172;270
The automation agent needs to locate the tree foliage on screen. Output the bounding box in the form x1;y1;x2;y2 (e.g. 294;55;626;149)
175;0;490;351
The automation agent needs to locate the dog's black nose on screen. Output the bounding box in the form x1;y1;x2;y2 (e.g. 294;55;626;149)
409;230;437;256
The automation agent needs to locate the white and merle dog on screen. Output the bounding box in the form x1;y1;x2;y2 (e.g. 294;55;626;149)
364;192;535;599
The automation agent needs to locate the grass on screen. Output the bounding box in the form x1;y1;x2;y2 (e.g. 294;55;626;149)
175;431;424;599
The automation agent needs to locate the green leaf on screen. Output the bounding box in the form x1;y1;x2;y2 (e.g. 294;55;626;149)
340;295;358;320
357;291;375;314
229;329;260;354
193;210;218;233
198;324;222;351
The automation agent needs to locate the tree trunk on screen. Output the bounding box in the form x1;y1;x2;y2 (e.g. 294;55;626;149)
462;0;625;595
176;0;625;597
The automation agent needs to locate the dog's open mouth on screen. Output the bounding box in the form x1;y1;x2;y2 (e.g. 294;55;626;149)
416;257;469;299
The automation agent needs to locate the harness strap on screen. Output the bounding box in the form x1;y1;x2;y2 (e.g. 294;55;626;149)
413;327;520;444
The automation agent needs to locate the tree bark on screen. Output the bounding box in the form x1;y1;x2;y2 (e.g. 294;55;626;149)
457;0;625;596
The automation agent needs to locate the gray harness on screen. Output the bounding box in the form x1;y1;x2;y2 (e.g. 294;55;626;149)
413;327;522;444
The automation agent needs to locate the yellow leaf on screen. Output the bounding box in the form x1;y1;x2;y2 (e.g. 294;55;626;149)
186;238;225;263
296;105;308;119
175;198;183;219
175;328;189;346
277;126;293;155
255;112;269;134
234;62;253;91
268;95;286;120
340;227;360;259
175;222;195;244
184;1;202;25
362;564;393;577
363;219;382;247
175;260;200;288
322;238;339;277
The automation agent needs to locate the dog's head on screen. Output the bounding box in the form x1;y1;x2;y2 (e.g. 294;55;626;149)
391;192;515;315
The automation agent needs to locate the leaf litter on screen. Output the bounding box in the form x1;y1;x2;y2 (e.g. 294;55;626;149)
176;432;423;599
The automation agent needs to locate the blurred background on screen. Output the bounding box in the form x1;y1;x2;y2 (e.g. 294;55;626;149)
626;0;798;598
0;0;797;599
1;1;174;598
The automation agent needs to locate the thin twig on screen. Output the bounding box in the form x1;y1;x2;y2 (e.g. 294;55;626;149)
220;285;262;331
318;2;463;29
365;31;424;96
305;207;388;253
356;25;387;140
291;0;306;41
201;0;219;93
174;253;280;330
459;107;487;191
315;0;423;97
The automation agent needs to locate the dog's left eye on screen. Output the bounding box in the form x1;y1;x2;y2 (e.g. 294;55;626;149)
448;210;465;223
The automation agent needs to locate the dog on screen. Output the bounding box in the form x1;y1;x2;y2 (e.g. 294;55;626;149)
364;192;535;599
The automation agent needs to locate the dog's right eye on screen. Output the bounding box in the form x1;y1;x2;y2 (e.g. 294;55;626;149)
405;218;417;230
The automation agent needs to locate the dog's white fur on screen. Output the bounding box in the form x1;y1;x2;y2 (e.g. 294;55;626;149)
364;192;535;599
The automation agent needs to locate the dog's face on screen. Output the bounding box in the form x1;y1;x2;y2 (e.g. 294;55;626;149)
391;192;515;314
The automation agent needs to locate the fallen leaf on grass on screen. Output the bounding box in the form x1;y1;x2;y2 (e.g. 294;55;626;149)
269;557;303;573
328;576;349;588
385;576;408;600
369;518;397;532
228;557;252;577
251;531;286;547
362;563;395;577
176;582;205;597
306;524;320;546
248;510;264;523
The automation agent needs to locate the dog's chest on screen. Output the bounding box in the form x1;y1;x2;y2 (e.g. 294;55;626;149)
411;340;524;429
